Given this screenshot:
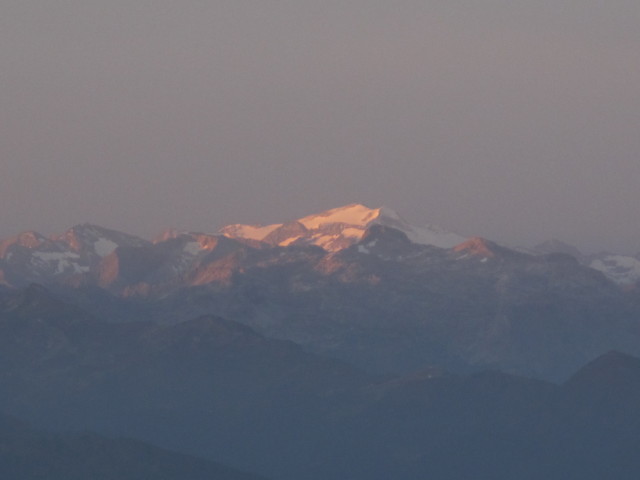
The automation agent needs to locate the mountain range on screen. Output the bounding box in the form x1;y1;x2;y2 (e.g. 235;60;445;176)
1;203;640;381
2;203;638;289
3;203;640;478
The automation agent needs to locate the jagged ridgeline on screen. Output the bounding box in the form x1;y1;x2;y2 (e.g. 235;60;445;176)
1;204;639;381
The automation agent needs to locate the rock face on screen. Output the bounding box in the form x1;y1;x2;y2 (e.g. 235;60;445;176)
0;224;150;286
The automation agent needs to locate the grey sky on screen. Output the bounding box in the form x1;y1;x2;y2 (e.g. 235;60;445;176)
1;1;639;253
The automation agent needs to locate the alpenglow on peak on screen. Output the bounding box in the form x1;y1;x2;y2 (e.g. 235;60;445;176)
219;203;466;252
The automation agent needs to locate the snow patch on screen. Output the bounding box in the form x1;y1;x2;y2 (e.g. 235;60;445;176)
342;227;365;239
357;245;370;254
590;255;640;285
32;251;84;274
279;236;302;247
399;224;465;249
94;238;118;257
32;251;80;262
314;235;339;249
183;242;202;256
299;204;379;229
378;206;403;222
182;242;202;255
221;223;281;241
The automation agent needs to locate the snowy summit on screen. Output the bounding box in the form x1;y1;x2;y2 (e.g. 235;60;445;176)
220;203;465;252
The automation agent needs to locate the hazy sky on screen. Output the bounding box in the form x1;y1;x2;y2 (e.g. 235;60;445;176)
2;1;639;253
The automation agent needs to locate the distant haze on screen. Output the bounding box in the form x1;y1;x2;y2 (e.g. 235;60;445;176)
2;1;639;254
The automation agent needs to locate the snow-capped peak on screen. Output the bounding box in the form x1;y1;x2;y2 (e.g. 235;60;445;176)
220;203;465;252
374;208;465;249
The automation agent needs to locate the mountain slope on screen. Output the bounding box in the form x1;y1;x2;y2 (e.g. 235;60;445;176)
0;413;268;480
3;289;640;480
138;225;637;381
0;224;149;287
0;285;369;479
